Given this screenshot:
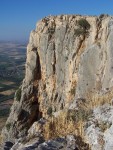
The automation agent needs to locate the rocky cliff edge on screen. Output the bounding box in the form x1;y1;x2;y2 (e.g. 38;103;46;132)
1;14;113;150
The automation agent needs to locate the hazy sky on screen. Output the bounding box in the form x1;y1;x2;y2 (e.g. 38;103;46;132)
0;0;112;42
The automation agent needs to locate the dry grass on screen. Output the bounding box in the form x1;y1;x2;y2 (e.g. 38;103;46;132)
43;89;113;141
0;135;3;145
86;90;113;110
43;110;84;140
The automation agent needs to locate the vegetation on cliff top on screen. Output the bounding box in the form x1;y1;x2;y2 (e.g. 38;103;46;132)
75;18;90;36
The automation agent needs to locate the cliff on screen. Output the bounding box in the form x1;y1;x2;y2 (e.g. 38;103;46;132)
1;14;113;150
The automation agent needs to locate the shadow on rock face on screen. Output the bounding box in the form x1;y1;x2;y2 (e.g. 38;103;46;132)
4;141;14;150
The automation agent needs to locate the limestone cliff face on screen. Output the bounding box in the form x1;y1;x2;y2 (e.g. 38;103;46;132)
2;15;113;149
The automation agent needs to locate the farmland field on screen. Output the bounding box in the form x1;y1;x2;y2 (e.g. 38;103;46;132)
0;42;26;132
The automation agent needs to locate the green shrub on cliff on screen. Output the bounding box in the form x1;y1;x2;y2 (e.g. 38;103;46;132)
6;123;11;131
16;88;21;101
67;109;92;122
74;28;86;36
77;18;90;30
75;18;90;37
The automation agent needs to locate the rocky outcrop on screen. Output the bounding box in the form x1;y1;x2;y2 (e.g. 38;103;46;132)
85;104;113;150
1;14;113;149
10;135;89;150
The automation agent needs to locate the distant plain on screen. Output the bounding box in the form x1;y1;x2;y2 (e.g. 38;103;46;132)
0;42;26;132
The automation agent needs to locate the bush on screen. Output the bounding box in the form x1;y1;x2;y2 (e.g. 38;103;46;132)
75;18;90;37
75;28;86;36
98;121;112;132
47;107;52;116
16;88;21;101
6;123;11;131
67;108;92;122
99;14;105;19
99;14;109;19
77;19;90;30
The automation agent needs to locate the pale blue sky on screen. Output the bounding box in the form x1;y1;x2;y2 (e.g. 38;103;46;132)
0;0;112;42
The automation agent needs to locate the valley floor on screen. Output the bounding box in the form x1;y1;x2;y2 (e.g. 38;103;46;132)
0;42;26;133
